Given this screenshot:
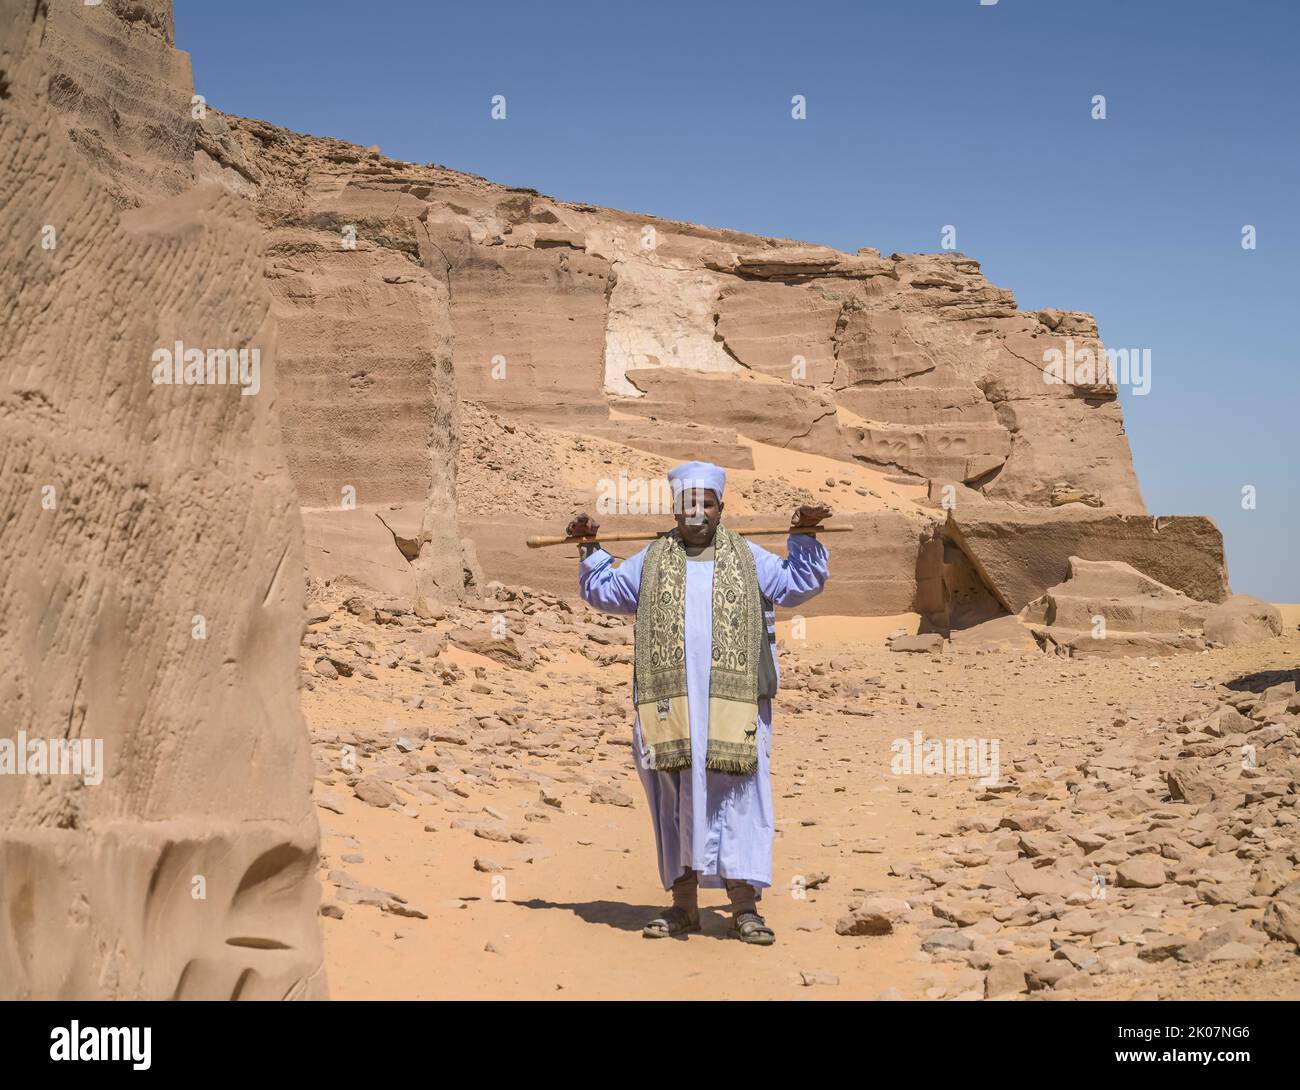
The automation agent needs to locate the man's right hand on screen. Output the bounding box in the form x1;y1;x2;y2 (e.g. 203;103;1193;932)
566;512;600;539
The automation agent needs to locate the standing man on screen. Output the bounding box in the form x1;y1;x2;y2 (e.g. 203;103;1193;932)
569;461;830;944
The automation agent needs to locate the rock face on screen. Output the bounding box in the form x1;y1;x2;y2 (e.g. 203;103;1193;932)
40;0;197;205
18;1;1232;689
0;0;323;998
193;113;1187;615
198;116;470;605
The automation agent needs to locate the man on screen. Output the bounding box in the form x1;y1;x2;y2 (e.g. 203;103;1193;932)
569;461;830;944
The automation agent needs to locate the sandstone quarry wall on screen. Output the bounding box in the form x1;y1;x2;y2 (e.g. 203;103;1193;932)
0;0;324;999
195;117;471;603
199;115;1165;618
162;23;1249;632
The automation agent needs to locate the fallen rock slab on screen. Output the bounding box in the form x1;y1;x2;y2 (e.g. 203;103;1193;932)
944;506;1229;613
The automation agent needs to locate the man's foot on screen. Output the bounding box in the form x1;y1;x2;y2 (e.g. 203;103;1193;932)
731;910;775;945
641;905;700;939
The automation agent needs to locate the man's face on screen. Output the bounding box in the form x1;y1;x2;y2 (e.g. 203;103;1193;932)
674;487;722;547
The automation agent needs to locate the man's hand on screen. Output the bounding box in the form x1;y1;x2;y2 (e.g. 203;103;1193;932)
566;512;600;539
791;503;833;529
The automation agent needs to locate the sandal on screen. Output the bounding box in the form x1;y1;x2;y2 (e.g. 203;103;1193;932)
642;905;700;939
732;910;775;945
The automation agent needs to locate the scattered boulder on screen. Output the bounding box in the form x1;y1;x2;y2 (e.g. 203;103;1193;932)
835;909;893;937
344;596;376;623
353;778;401;809
984;960;1028;997
317;653;355;677
446;626;537;669
1263;900;1300;948
948;615;1039;652
590;783;635;807
1115;857;1167;889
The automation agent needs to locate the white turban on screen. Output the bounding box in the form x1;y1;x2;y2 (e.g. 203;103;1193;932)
667;460;725;503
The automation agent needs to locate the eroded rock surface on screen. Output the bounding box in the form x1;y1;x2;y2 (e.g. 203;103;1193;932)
0;0;323;999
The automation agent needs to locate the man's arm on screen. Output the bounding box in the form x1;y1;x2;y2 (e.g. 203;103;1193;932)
568;511;644;615
750;503;831;607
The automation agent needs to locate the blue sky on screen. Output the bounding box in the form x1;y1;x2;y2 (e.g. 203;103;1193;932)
176;0;1299;601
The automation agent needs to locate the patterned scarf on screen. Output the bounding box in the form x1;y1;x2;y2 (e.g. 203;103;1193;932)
633;526;764;774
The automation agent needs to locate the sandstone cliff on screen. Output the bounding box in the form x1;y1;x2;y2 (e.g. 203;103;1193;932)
196;113;1168;618
0;0;324;998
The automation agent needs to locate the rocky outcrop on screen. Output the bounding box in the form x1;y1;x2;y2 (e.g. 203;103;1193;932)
197;114;1163;614
1022;558;1212;657
618;368;846;460
944;506;1230;615
40;0;197;205
1;0;323;998
1204;596;1284;648
1018;560;1282;659
1023;558;1213;633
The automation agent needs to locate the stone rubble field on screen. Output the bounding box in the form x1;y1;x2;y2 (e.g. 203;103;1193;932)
301;583;1300;1000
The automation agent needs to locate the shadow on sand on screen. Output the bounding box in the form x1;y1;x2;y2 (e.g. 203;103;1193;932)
513;898;744;940
1221;667;1300;694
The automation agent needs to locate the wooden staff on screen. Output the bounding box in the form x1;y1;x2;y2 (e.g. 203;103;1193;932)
525;524;853;549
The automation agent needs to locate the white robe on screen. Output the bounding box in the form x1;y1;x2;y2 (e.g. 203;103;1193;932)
579;534;830;893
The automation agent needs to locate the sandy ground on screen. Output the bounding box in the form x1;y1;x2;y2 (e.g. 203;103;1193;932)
303;593;1300;1000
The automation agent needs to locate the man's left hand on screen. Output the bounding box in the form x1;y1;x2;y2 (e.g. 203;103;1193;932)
791;503;833;528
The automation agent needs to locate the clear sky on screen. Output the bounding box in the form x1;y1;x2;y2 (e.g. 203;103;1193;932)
176;0;1299;602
